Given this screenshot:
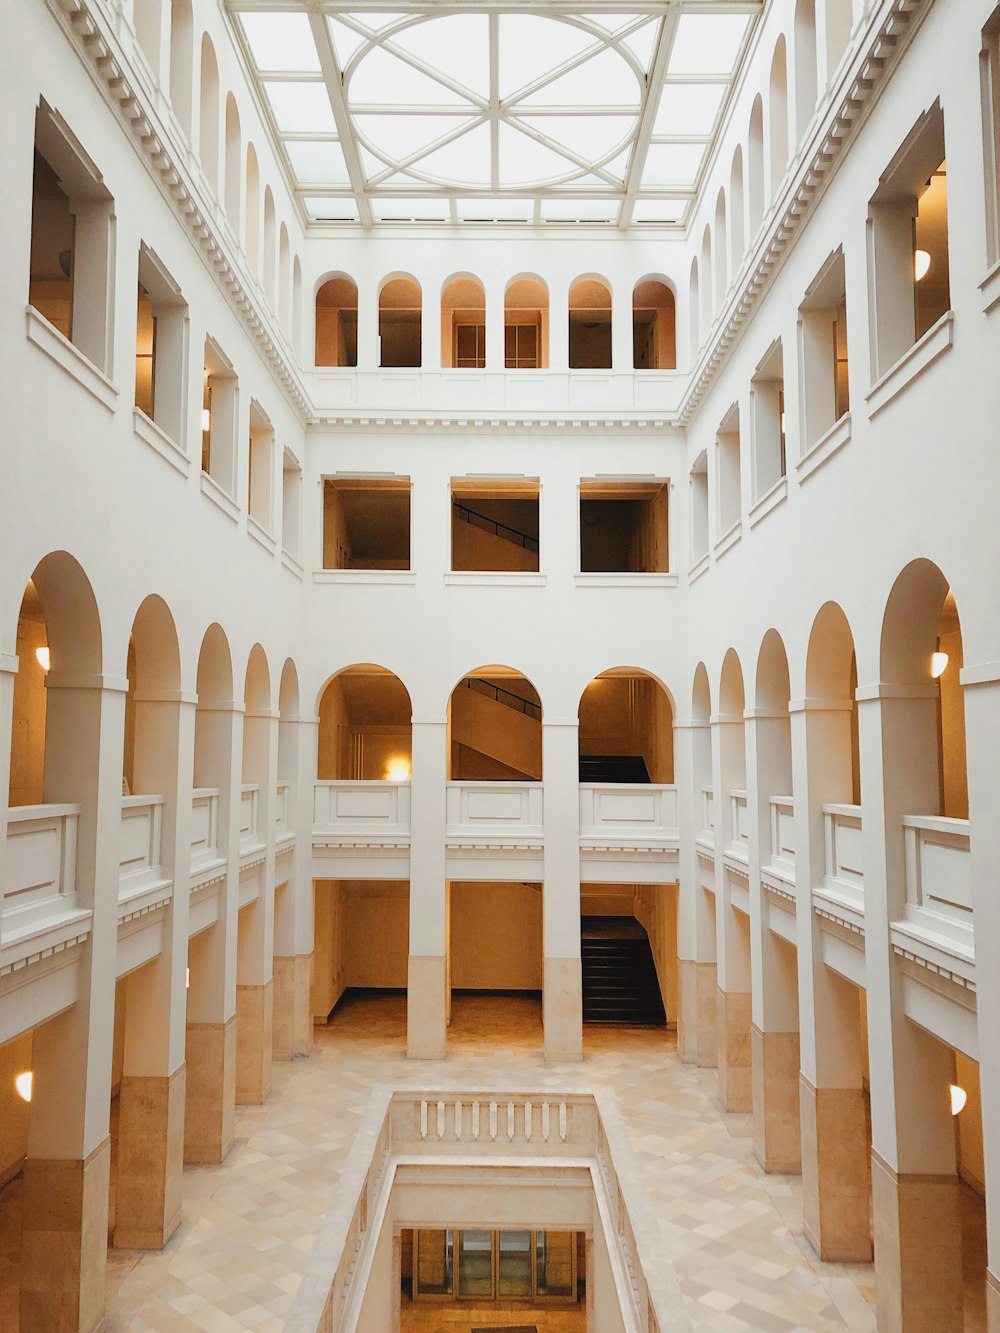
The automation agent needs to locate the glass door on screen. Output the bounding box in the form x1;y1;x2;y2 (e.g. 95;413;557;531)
497;1229;533;1297
456;1229;494;1298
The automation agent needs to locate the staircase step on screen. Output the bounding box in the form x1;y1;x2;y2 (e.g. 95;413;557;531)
580;914;666;1028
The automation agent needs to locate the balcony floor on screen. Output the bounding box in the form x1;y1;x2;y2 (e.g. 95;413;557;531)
1;992;981;1331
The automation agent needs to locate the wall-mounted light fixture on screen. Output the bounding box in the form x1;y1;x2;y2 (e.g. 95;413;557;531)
34;646;51;672
386;759;411;782
915;248;932;282
15;1071;33;1103
931;651;950;679
950;1084;967;1116
201;408;212;433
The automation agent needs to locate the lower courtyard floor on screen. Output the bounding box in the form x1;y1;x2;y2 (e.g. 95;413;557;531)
0;990;988;1331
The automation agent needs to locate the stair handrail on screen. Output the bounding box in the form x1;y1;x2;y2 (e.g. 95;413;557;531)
464;676;542;719
453;501;539;551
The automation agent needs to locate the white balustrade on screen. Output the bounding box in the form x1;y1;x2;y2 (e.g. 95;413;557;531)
822;804;864;906
729;789;749;848
769;797;795;869
240;783;261;850
275;780;291;838
3;803;79;926
313;780;411;839
903;815;973;945
446;782;543;839
701;785;715;841
579;784;679;842
118;795;165;896
190;787;221;873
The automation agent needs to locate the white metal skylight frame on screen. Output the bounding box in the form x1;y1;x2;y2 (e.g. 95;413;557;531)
226;1;762;229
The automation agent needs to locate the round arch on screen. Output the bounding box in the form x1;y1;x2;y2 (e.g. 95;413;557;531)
317;664;412;781
448;664;542;782
578;665;674;784
632;276;676;370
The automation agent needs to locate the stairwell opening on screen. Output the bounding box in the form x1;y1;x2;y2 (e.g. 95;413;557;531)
578;667;673;785
451;478;540;573
449;666;542;782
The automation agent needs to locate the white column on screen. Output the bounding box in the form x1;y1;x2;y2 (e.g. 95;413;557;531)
408;717;448;1059
673;717;716;1065
712;711;752;1110
542;718;582;1062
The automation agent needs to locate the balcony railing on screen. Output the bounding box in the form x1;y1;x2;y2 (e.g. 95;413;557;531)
902;815;973;946
579;784;678;842
701;785;715;842
729;789;749;849
118;795;166;900
190;787;221;874
3;803;79;927
768;797;795;871
446;782;543;840
240;784;261;851
275;780;291;840
822;803;864;907
313;780;412;840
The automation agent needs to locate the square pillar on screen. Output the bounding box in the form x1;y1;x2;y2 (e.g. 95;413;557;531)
543;718;582;1062
114;1066;185;1248
674;718;717;1066
236;979;273;1103
273;952;314;1059
791;698;873;1260
273;714;320;1060
712;710;751;1110
408;718;448;1059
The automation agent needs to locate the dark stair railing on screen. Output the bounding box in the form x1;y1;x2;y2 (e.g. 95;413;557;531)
581;917;666;1027
578;754;651;784
464;676;542;720
453;502;539;552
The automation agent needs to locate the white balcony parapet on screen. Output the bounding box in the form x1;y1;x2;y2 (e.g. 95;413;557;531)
3;803;80;929
728;789;749;850
275;780;292;841
820;803;864;910
901;815;973;950
768;797;795;872
700;785;715;843
240;784;261;852
118;796;170;912
446;782;543;844
190;787;222;877
579;783;679;846
313;780;412;844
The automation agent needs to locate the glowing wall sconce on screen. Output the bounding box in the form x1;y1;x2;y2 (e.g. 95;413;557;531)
950;1084;967;1116
386;760;411;782
34;646;51;672
931;651;950;679
15;1071;33;1103
201;408;212;433
915;248;931;281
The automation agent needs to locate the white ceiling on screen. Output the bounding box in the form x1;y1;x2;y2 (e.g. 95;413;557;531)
226;1;761;228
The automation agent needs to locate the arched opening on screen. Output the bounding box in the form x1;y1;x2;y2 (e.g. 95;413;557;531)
730;146;745;271
273;657;302;1059
379;275;422;368
769;37;790;198
185;623;236;1164
224;93;241;227
263;187;276;307
681;661;718;1066
245;143;260;276
568;275;612;369
824;0;852;83
748;94;765;233
313;666;412;1030
276;658;299;836
699;227;713;334
318;665;412;781
794;0;818;138
716;648;753;1112
315;274;358;367
441;275;486;369
805;601;861;810
134;0;163;70
632;278;676;369
578;668;673;784
714;190;729;304
448;666;541;781
505;275;548;368
579;668;675;1029
198;34;220;194
278;223;290;332
169;0;194;135
689;256;700;355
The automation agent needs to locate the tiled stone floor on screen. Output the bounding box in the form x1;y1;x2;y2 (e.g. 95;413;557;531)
400;1293;585;1330
0;991;985;1330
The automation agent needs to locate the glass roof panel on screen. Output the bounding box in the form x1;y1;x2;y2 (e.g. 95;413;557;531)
654;83;727;136
286;140;351;185
668;14;750;75
241;13;320;72
264;81;337;134
231;3;760;227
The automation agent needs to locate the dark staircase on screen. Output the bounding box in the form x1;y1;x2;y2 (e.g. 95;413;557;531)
579;754;650;783
581;917;666;1027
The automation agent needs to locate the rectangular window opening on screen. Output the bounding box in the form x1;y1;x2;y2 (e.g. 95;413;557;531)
248;401;275;533
716;403;742;537
579;479;669;573
202;337;238;495
282;450;303;561
751;340;785;500
451;479;540;572
323;476;411;570
135;243;187;445
800;249;849;451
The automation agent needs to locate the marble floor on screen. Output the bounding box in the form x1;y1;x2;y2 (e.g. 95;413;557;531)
0;991;983;1330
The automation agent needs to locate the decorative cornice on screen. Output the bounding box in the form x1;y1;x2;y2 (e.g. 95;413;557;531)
312;838;410;852
313;413;676;433
48;0;312;423
892;943;976;997
677;0;932;429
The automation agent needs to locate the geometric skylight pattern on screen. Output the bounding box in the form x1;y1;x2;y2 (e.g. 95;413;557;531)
228;2;760;227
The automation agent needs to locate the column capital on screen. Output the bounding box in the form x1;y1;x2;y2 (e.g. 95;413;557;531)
743;706;789;721
135;688;199;705
45;672;130;693
788;696;855;713
411;715;447;727
673;717;710;730
0;651;19;675
959;660;1000;687
542;717;579;728
855;682;937;703
710;711;743;725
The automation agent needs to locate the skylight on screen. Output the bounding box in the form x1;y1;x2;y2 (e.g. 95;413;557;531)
229;2;761;228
